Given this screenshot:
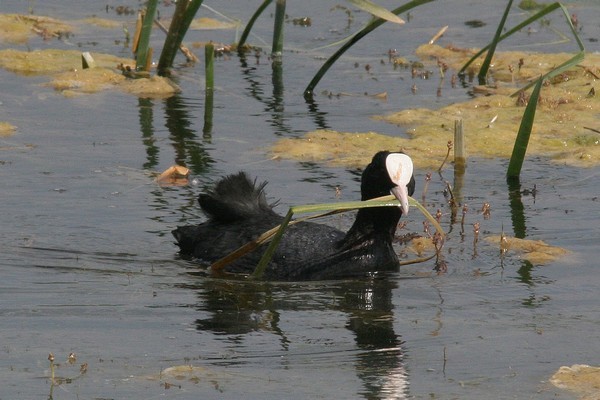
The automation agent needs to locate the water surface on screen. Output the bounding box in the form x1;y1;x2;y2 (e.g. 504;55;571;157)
1;1;599;399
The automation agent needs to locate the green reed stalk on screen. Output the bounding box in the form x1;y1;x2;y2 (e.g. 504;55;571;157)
271;0;286;62
303;0;434;100
135;0;158;71
506;76;543;181
459;2;584;94
203;43;214;135
477;0;513;84
204;43;214;91
157;0;204;75
238;0;272;48
176;0;204;45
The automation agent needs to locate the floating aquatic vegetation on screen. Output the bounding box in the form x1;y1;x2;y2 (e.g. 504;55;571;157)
108;74;179;98
146;364;239;391
49;67;126;95
0;14;73;43
383;46;600;167
188;17;239;30
0;48;179;98
81;16;122;29
550;364;600;399
408;236;436;257
271;130;422;168
271;44;600;169
0;122;16;137
485;235;568;264
0;49;130;75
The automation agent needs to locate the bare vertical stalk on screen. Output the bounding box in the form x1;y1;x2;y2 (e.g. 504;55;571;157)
203;43;214;136
271;0;286;63
453;119;465;204
454;119;465;172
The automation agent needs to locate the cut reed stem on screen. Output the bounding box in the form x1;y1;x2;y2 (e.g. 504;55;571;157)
454;119;465;173
203;43;214;135
271;0;286;63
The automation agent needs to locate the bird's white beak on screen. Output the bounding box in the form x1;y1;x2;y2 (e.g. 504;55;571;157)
386;153;413;215
390;184;410;216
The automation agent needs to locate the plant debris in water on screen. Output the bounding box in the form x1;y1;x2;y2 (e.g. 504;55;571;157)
464;19;486;28
156;165;190;186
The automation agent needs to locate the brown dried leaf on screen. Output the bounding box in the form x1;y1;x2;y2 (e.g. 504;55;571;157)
156;165;190;186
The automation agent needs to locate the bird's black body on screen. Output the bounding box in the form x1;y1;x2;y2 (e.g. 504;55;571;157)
172;151;415;280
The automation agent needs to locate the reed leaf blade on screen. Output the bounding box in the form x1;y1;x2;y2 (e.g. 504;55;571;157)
506;76;544;181
347;0;405;25
237;0;272;48
477;0;513;83
304;0;435;100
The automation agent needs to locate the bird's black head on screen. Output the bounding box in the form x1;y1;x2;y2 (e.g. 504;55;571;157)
361;151;415;214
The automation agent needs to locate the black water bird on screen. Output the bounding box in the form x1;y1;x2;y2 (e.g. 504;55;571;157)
172;151;415;280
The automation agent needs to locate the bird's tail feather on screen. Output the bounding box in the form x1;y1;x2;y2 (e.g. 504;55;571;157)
199;172;276;222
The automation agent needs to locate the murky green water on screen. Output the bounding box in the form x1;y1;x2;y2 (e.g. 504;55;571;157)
1;1;599;399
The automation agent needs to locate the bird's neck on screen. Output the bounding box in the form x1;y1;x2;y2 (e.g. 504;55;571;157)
340;206;401;248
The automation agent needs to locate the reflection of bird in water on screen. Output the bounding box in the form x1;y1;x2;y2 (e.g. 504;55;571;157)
192;277;409;398
341;279;409;399
173;151;415;280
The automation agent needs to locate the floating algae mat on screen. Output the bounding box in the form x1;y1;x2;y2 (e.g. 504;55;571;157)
484;235;568;265
273;45;600;168
271;130;423;168
0;48;178;98
144;365;252;390
0;13;124;42
0;13;179;98
0;122;16;137
0;14;73;43
404;235;567;266
550;364;600;399
189;17;239;30
80;16;122;29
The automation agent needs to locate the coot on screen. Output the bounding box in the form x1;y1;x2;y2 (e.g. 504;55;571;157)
172;151;415;280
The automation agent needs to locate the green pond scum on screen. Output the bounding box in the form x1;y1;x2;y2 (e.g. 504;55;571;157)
2;13;597;163
273;45;600;169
